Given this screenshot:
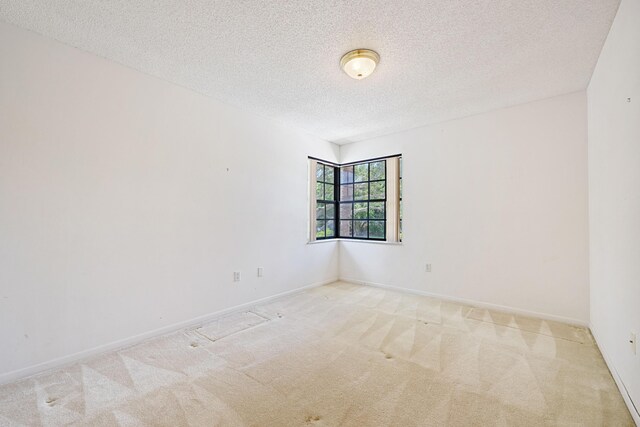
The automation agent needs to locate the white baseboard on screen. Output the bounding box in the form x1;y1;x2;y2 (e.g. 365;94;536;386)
590;324;640;425
340;277;589;327
0;277;337;386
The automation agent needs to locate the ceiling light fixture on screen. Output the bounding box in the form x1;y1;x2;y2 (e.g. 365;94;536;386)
340;49;380;80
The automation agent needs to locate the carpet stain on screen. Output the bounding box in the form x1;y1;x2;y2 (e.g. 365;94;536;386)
305;414;321;423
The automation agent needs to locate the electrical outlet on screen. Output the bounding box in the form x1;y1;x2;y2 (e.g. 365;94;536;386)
631;332;637;355
257;267;263;277
233;271;241;282
425;263;432;272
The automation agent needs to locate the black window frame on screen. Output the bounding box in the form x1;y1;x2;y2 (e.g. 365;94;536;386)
311;154;401;242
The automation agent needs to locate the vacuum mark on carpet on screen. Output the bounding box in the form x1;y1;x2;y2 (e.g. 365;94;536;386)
465;308;591;344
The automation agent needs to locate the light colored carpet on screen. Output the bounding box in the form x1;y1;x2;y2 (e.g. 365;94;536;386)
0;281;633;426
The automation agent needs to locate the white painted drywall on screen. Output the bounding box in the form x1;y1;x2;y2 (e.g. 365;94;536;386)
588;0;640;418
339;92;590;324
0;22;339;380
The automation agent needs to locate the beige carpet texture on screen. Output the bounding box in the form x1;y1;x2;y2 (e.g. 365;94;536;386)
0;282;634;426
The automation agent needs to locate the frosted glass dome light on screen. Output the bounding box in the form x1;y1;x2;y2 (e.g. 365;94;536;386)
340;49;380;80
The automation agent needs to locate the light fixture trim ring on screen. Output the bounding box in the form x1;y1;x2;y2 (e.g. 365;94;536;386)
340;49;380;69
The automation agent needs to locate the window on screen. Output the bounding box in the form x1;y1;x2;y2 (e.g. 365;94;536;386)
339;160;386;240
315;162;337;239
309;155;401;242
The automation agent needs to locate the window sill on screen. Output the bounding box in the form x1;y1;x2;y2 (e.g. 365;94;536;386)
307;239;338;245
307;239;403;246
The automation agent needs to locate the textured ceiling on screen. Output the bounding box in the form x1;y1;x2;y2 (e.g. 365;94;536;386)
0;0;620;144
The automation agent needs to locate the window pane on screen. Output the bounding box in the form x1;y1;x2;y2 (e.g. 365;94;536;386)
354;220;368;238
326;220;335;237
340;203;352;219
326;203;335;220
316;163;324;182
316;202;326;220
369;221;385;239
316;182;324;200
370;181;385;199
370;161;385;180
354;164;368;182
316;220;325;238
340;184;353;201
369;202;385;219
325;166;334;183
325;184;335;201
340;166;354;183
354;183;368;200
340;220;353;237
354;202;368;219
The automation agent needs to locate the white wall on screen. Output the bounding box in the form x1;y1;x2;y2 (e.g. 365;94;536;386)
0;22;339;381
339;92;590;324
588;0;640;419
